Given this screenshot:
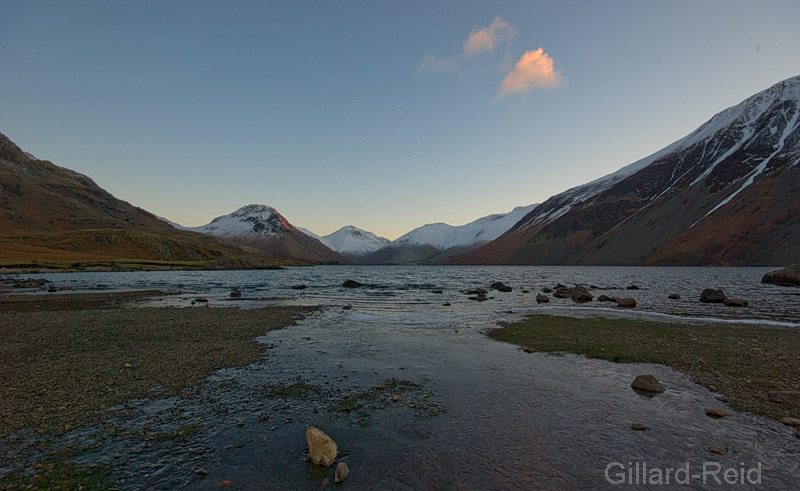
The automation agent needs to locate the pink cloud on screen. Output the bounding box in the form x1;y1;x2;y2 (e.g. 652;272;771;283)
463;17;514;56
498;47;563;98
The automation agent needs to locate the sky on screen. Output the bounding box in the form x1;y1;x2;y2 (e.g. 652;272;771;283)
1;1;799;240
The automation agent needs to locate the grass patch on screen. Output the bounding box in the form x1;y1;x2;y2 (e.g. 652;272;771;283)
262;378;321;399
488;315;800;421
8;450;115;490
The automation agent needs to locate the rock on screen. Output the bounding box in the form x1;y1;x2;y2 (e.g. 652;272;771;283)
767;391;800;405
431;290;443;294
668;294;680;300
535;293;549;304
290;285;307;290
723;297;748;307
335;462;350;484
614;297;637;308
258;412;270;421
391;395;400;402
490;282;512;292
195;297;209;303
523;347;536;353
779;417;800;427
193;467;207;476
466;288;488;295
342;280;363;288
553;287;572;299
626;285;639;290
47;285;58;292
468;294;488;302
571;285;593;303
761;264;800;286
700;288;726;303
708;445;728;455
541;287;553;294
306;427;338;466
631;374;665;393
124;362;133;369
597;295;614;302
230;290;242;298
705;408;731;418
631;423;648;431
236;419;244;427
342;305;352;310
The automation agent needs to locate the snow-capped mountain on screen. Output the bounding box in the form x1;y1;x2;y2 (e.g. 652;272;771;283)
456;75;800;266
363;204;537;264
179;204;350;264
317;225;390;257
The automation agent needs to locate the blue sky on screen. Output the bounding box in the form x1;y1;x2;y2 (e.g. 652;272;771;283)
2;1;798;239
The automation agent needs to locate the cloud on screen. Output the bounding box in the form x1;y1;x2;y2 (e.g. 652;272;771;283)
497;47;563;99
416;17;515;77
463;17;515;56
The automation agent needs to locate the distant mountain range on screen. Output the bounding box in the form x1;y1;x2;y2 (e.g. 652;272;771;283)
3;75;798;268
455;75;800;266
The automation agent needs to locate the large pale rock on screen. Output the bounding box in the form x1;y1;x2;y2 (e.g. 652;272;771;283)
631;374;665;393
306;426;338;466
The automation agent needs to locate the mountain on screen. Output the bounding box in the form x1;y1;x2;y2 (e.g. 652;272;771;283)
183;204;350;264
363;204;537;264
316;225;390;257
0;132;283;269
455;75;800;266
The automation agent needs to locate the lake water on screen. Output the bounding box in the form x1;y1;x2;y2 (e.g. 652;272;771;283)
3;266;800;489
13;265;800;325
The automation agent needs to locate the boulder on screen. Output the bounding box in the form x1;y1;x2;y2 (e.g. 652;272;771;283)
536;293;549;304
668;294;680;300
761;264;800;286
342;280;363;288
631;374;665;393
597;295;614;302
723;297;748;307
614;297;637;308
626;285;640;290
334;462;350;484
700;288;726;303
571;285;593;303
631;423;648;431
553;287;572;299
306;426;338;466
490;282;512;292
541;287;553;294
290;285;308;290
708;445;728;455
230;290;242;298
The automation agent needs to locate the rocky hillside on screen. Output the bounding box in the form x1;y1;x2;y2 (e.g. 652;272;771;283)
455;75;800;266
0;133;286;269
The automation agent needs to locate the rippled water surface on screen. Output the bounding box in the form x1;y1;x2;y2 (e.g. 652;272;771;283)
2;266;799;489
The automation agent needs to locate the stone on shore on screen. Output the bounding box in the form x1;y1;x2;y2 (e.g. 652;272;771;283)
668;294;680;300
614;297;637;308
631;374;664;393
335;462;350;483
705;408;731;418
306;426;338;466
553;287;572;299
761;264;800;286
536;293;549;304
631;423;648;431
490;282;512;292
708;445;728;455
342;280;363;288
723;297;748;307
571;285;593;303
767;391;800;405
700;288;726;303
597;295;614;302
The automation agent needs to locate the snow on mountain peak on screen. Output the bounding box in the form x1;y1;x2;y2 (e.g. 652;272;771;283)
389;204;537;250
190;204;295;239
318;225;390;256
